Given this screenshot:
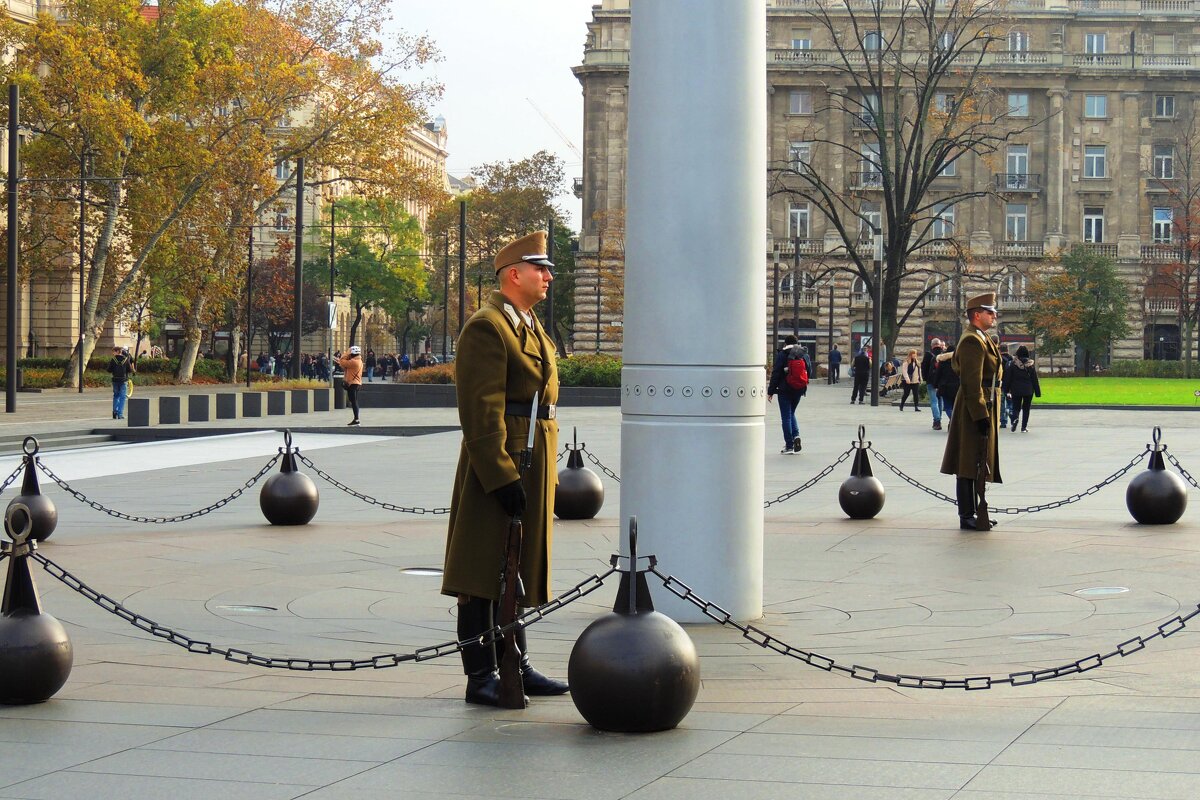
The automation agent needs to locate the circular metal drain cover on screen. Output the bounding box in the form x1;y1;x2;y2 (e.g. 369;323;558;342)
401;567;444;577
1074;587;1130;597
216;605;278;613
1010;633;1070;641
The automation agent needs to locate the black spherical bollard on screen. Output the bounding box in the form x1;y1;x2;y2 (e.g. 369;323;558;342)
568;519;700;733
555;447;604;520
259;432;319;526
0;503;73;704
1127;430;1187;525
839;434;885;519
5;438;57;542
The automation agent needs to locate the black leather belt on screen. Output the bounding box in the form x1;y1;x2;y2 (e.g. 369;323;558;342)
506;401;556;420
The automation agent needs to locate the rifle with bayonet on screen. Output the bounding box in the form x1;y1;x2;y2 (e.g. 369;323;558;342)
975;347;999;532
496;392;538;709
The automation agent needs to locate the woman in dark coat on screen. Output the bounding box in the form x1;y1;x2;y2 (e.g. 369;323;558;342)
1001;345;1041;432
932;345;960;421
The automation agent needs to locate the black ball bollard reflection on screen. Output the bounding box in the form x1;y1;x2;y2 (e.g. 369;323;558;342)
1127;428;1187;525
568;519;700;733
839;428;885;519
0;503;73;704
555;434;604;520
5;438;57;542
259;431;319;526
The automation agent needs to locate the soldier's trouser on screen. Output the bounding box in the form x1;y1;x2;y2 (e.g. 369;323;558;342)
956;476;977;520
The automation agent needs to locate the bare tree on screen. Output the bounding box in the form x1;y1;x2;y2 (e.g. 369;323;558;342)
769;0;1044;357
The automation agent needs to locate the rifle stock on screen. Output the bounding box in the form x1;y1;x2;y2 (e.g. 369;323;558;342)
496;512;526;708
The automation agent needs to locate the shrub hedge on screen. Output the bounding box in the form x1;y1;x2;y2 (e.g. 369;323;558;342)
1107;359;1188;378
400;353;623;388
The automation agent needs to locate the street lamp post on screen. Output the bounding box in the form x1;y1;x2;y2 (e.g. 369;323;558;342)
870;231;883;407
5;85;18;413
77;147;93;394
826;275;835;385
595;228;603;353
792;237;800;339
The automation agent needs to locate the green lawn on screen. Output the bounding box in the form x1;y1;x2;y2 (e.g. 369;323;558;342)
1040;377;1200;406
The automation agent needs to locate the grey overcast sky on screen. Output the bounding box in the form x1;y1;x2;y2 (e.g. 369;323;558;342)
387;1;599;230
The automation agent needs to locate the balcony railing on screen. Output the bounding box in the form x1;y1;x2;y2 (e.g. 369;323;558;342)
1070;0;1199;12
1077;242;1119;257
1141;243;1184;262
999;295;1033;311
913;241;957;257
1145;297;1181;313
993;241;1044;258
776;238;825;256
994;173;1042;192
767;49;1200;72
850;171;884;189
779;289;820;308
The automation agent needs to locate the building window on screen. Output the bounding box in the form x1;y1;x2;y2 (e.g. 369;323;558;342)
860;202;881;239
275;161;291;181
1007;92;1030;117
1083;207;1105;243
1006;204;1028;241
932;203;955;239
936;31;954;53
1153;207;1174;243
938;157;957;177
1009;31;1030;53
1084;32;1106;55
1154;145;1175;179
789;204;811;239
863;31;882;51
1084;94;1107;118
1007;145;1029;186
934;92;957;114
791;28;811;49
1154;94;1175;119
788;141;812;171
274;211;290;232
1084;145;1107;178
860;143;882;185
788;91;812;115
1004;273;1027;298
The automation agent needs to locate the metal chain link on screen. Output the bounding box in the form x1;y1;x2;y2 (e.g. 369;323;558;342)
36;454;282;524
295;453;451;514
1165;449;1200;490
0;462;26;498
763;446;856;508
650;565;1200;690
32;548;615;670
580;445;621;483
868;445;1150;515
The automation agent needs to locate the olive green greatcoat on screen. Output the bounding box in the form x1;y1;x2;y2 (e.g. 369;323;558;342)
442;291;559;607
940;327;1003;482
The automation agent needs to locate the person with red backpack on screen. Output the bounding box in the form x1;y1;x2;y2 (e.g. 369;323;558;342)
767;335;810;454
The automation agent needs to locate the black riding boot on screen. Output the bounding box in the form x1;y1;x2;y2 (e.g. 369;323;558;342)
956;476;977;528
457;596;507;706
504;625;569;696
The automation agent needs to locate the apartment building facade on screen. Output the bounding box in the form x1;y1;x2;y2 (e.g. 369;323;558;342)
573;0;1200;366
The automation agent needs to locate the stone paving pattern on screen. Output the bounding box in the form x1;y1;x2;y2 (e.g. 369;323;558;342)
1;382;1199;798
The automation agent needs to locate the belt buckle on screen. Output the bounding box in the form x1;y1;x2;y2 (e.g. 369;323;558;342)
546;404;556;420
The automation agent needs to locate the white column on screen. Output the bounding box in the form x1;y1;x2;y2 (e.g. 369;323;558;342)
621;0;766;622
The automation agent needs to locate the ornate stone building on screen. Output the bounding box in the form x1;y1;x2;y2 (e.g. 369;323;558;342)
573;0;1200;367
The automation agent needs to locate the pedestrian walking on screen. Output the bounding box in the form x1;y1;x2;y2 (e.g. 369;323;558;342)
767;335;808;454
940;293;1003;530
828;344;842;383
922;339;945;429
365;349;376;382
898;349;922;411
337;345;363;425
1002;345;1041;432
933;344;959;421
850;347;870;404
442;230;567;707
107;346;134;420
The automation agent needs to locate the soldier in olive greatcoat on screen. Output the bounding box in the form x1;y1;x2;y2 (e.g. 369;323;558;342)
940;292;1004;530
442;231;568;706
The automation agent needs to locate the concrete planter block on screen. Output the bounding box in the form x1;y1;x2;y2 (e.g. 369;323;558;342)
127;397;157;427
215;393;240;419
290;389;311;413
242;392;266;417
159;396;182;425
187;394;212;422
267;390;291;416
333;377;346;409
313;387;332;411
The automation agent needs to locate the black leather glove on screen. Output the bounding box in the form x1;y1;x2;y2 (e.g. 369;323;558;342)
976;418;991;437
493;479;526;517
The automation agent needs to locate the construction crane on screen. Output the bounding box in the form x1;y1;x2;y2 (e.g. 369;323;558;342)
526;98;582;161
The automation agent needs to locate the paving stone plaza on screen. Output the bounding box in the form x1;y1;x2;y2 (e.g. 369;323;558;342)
1;384;1199;798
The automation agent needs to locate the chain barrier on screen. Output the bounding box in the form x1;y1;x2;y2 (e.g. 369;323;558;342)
867;444;1150;515
579;445;621;483
294;452;451;515
0;461;26;497
763;445;856;508
36;454;282;524
31;548;615;669
650;564;1200;690
1165;450;1200;490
